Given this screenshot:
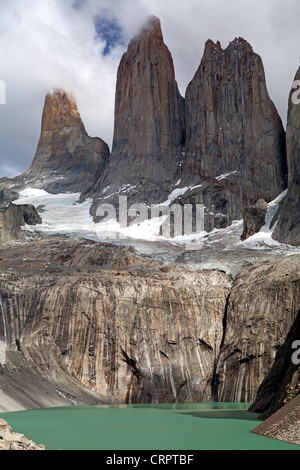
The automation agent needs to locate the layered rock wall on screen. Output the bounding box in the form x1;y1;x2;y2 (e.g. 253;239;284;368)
0;237;299;406
0;238;231;404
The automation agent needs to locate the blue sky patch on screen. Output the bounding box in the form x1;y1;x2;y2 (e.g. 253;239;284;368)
95;17;124;56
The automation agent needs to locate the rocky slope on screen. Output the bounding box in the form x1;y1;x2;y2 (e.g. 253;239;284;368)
0;341;117;413
4;90;110;194
272;67;300;246
0;419;45;450
251;395;300;446
83;16;185;215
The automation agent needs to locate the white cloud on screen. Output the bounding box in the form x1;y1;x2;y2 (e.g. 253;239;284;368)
0;0;299;178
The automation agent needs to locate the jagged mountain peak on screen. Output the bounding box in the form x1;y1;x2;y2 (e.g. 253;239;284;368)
128;15;163;48
182;33;286;231
228;36;253;50
42;89;87;134
141;15;163;38
203;36;254;60
203;38;223;56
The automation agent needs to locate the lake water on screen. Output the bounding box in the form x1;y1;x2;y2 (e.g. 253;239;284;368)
2;402;299;451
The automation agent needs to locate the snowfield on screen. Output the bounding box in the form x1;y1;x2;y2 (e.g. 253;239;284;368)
13;187;300;255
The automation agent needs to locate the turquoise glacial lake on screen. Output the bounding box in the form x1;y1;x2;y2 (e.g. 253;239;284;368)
2;402;299;451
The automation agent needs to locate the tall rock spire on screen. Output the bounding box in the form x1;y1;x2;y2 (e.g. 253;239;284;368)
179;38;287;229
88;16;185;211
272;67;300;245
24;89;110;193
113;15;184;156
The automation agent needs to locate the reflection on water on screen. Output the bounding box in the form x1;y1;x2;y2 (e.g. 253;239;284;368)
93;402;252;411
94;402;261;422
181;410;261;421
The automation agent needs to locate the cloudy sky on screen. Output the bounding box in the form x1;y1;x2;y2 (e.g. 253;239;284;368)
0;0;299;178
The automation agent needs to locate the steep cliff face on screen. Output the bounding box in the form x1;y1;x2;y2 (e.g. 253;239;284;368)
272;67;300;246
216;255;300;404
250;309;300;446
176;38;287;230
12;90;110;194
249;308;300;418
0;236;231;404
0;236;299;407
85;16;185;214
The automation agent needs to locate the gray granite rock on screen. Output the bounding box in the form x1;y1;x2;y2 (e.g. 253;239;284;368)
178;38;287;231
83;16;185;216
5;90;110;195
272;67;300;246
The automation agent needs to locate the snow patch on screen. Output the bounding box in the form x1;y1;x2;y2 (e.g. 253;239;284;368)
15;188;203;246
240;190;295;250
215;171;238;181
14;187;299;254
159;184;203;207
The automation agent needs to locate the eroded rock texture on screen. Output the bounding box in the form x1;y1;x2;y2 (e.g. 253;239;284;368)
0;237;231;404
0;236;299;408
251;395;300;446
216;254;300;404
272;67;300;246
